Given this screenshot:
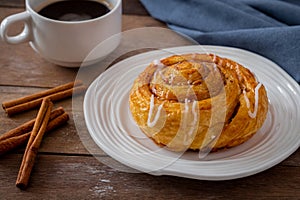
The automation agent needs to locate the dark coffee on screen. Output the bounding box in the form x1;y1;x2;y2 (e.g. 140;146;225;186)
38;0;111;21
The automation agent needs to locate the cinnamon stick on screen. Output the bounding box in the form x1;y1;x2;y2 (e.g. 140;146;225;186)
0;107;64;142
2;80;82;108
0;107;69;156
45;112;69;133
16;98;53;189
0;133;30;156
2;80;86;116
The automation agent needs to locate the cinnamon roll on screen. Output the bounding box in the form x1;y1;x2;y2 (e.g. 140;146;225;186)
129;53;268;152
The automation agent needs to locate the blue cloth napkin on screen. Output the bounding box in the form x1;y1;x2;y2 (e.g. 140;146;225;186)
140;0;300;83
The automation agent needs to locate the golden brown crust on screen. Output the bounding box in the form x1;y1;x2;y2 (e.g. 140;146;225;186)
129;53;268;152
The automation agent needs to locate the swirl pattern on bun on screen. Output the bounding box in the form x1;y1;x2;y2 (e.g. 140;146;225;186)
129;53;268;152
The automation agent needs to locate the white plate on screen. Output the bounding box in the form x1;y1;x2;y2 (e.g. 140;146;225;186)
84;45;300;180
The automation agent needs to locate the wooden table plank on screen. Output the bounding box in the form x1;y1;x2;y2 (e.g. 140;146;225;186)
0;0;23;8
1;154;300;199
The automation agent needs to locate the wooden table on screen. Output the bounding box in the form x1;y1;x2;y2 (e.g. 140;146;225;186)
0;1;300;199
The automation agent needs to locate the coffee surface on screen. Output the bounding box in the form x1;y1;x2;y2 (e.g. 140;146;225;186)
38;0;110;21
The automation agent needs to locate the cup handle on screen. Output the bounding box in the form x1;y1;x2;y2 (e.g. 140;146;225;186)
0;11;32;44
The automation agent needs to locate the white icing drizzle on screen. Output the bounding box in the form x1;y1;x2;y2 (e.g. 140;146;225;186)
169;72;175;85
182;100;190;144
151;87;157;94
247;83;262;119
212;63;218;72
184;98;189;112
235;64;243;81
153;59;160;65
243;90;250;109
165;90;170;99
212;54;217;62
186;86;192;97
158;70;167;82
152;71;158;82
192;53;197;59
147;94;164;127
191;100;198;122
152;59;164;82
183;100;198;145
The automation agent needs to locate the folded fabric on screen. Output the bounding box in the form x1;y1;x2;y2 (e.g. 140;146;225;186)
140;0;300;83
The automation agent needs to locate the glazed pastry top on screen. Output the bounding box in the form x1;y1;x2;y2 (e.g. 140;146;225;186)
129;53;268;151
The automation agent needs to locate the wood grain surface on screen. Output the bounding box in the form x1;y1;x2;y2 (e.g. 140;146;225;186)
0;0;299;199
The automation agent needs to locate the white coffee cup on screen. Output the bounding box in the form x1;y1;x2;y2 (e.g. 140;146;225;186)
0;0;122;67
